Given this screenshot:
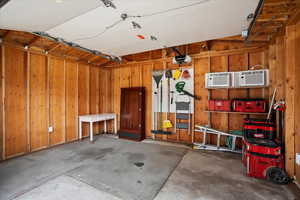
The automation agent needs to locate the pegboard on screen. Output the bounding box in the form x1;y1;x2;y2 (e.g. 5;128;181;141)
152;67;194;114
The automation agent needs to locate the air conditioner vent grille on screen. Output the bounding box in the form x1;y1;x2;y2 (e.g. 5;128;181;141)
205;72;231;88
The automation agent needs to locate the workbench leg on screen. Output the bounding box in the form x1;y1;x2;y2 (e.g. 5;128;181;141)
114;118;117;134
79;120;82;140
90;122;93;142
104;120;107;134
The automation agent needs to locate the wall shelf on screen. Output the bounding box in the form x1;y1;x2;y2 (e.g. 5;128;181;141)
204;110;268;115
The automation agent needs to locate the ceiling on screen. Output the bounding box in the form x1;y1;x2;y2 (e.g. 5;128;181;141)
0;0;259;56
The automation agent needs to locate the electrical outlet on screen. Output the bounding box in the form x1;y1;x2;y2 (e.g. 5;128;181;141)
241;30;248;38
48;126;54;133
296;153;300;165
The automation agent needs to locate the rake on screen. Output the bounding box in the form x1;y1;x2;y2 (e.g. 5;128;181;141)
152;70;164;133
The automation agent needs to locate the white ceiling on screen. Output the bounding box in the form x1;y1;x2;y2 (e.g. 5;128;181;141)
0;0;259;56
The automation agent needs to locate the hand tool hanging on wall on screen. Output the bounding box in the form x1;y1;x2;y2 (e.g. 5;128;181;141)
160;77;163;130
151;70;164;135
163;70;173;129
175;81;200;100
170;91;175;104
173;68;182;80
181;69;191;79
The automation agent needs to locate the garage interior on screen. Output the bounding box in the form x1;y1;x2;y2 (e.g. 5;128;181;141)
0;0;300;199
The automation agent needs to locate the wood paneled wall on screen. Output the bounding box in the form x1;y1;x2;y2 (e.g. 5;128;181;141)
285;22;300;181
110;45;270;145
267;21;300;180
0;44;112;160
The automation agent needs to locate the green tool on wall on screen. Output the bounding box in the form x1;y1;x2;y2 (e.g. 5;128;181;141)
175;81;200;100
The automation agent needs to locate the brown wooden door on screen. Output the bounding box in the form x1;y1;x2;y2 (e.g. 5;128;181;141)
119;87;145;141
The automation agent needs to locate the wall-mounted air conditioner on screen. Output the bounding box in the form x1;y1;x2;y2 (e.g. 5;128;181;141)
205;72;232;88
233;69;269;87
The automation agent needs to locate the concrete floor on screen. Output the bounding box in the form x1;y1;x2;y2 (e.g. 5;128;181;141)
0;135;298;200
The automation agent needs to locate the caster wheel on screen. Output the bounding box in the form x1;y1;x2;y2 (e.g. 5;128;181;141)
266;167;290;185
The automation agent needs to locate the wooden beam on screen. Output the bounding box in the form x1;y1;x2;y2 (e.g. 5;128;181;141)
27;36;40;47
1;30;11;40
47;43;62;53
88;55;102;63
98;61;114;67
256;16;289;22
63;48;76;56
104;46;267;68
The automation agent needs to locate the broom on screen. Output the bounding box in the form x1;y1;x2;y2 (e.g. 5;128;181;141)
152;70;164;134
163;69;173;129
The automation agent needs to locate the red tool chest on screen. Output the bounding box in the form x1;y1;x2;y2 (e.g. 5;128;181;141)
243;118;275;140
209;100;231;111
233;99;267;113
242;137;284;179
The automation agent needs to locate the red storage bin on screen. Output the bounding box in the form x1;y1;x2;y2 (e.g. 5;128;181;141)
242;137;284;179
244;152;284;179
209;100;231;111
243;118;275;140
233;99;267;113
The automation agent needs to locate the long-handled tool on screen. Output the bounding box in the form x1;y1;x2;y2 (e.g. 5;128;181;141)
151;70;164;136
163;70;173;129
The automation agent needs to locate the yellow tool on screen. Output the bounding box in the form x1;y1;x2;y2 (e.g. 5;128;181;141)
163;120;173;129
173;69;182;80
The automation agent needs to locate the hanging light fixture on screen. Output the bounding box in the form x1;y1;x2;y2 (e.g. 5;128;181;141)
132;21;142;29
100;0;116;9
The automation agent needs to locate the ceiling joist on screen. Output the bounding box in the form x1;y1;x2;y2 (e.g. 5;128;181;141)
27;36;40;47
1;30;11;40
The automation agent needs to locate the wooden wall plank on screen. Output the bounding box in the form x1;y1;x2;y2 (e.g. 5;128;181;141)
105;69;113;131
210;56;229;145
65;61;79;142
98;68;105;133
285;25;296;177
112;68;120;130
275;37;286;100
120;66;131;88
294;21;300;181
0;46;3;160
228;54;248;132
194;57;209;143
49;57;66;146
249;52;265;99
78;63;90;137
30;53;48;151
26;52;30;152
142;63;152;138
90;66;100;134
4;46;27;157
99;68;112;132
131;64;142;87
